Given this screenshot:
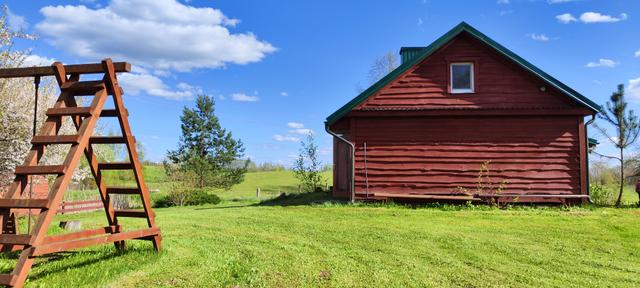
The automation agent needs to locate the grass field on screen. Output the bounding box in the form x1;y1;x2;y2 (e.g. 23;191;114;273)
3;169;640;287
67;166;332;202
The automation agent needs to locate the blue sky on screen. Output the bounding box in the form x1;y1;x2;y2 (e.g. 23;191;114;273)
3;0;639;165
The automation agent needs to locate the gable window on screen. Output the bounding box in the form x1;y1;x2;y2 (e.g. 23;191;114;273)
450;63;474;93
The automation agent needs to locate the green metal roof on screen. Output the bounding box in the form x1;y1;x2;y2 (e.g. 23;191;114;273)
326;22;601;126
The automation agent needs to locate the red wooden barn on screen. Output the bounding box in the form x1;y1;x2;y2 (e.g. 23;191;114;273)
325;22;600;203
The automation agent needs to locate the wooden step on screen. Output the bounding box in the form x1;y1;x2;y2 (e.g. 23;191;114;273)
114;210;148;218
89;136;128;144
31;135;80;145
61;80;105;95
0;234;32;245
14;165;65;175
106;187;140;195
0;274;16;286
98;162;133;170
100;109;128;117
0;199;49;209
46;107;92;117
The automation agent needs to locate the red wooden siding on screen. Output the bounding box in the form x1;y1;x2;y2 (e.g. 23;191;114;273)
332;138;352;199
356;33;579;111
351;116;581;198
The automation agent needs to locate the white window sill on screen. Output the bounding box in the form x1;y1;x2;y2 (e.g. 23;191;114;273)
451;89;474;94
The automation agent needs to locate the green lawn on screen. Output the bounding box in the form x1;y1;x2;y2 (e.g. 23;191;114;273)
3;200;639;287
2;170;639;287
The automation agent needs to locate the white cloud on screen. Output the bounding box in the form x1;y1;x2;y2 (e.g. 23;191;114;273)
36;0;276;72
629;77;640;101
579;12;627;23
280;91;288;96
556;13;577;23
497;0;509;4
289;128;313;135
585;58;618;68
22;55;55;66
529;33;550;42
287;122;304;129
286;122;313;135
119;72;201;100
273;134;299;142
417;18;423;26
635;49;640;58
5;7;28;31
548;0;577;3
231;93;259;102
557;12;628;24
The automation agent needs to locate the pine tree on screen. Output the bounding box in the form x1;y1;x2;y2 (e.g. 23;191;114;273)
167;95;247;189
593;84;640;207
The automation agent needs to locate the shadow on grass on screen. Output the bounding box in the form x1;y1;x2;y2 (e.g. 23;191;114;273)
28;246;160;281
193;204;253;210
257;190;345;207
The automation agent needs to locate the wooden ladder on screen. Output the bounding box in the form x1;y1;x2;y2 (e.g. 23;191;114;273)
0;59;161;287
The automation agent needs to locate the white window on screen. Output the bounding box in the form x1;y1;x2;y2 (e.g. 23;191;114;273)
450;63;474;93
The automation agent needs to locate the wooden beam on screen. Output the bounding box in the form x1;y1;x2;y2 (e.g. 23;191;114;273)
14;165;66;175
0;234;31;245
89;136;128;144
31;227;160;256
372;193;479;201
44;226;118;244
0;274;16;286
0;199;49;209
0;62;131;78
476;194;589;198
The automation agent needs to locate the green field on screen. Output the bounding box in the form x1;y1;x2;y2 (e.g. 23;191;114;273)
3;169;640;287
66;166;332;202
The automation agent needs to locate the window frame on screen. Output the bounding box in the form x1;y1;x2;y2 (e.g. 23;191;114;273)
449;62;475;94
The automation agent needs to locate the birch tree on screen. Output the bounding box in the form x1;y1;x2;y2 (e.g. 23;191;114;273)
368;51;398;84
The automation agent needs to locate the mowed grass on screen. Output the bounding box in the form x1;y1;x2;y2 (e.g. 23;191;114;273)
4;201;639;287
2;169;639;287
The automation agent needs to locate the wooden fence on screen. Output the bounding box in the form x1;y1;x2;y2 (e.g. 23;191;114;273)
57;199;103;215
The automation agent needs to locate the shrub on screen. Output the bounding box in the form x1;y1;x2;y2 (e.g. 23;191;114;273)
153;188;221;208
590;183;614;206
153;195;173;208
186;188;221;206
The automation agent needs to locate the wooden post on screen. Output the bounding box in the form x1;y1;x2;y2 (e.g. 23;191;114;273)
256;187;260;198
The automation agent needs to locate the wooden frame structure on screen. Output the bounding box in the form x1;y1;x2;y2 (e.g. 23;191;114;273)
0;59;161;287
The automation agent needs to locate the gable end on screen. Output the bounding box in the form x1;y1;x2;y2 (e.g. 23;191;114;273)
326;22;600;126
